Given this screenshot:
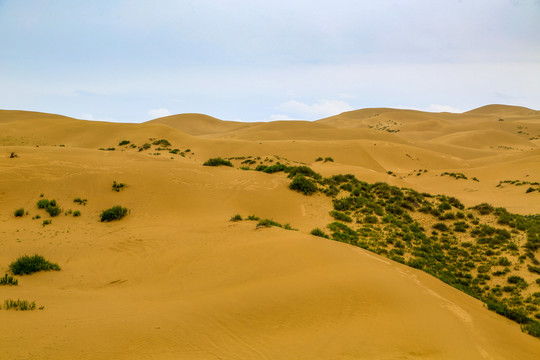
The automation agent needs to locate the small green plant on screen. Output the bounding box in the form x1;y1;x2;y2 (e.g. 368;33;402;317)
230;214;243;222
100;206;128;222
73;210;81;217
73;198;87;205
152;139;171;147
14;208;24;217
9;254;61;275
257;219;282;228
3;299;36;311
0;274;18;286
112;181;126;192
329;210;352;223
37;199;49;209
246;215;260;221
324;157;334;162
45;202;61;217
289;175;317;195
138;143;151;151
203;158;233;167
311;228;330;238
42;219;51;226
118;140;130;146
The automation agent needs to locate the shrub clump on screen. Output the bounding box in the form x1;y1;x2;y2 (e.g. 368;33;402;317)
112;181;126;192
203;158;233;167
100;206;128;222
14;208;24;217
230;214;243;222
9;254;61;275
311;228;330;239
3;299;36;311
0;274;18;286
118;140;130;146
329;210;353;223
289;175;318;195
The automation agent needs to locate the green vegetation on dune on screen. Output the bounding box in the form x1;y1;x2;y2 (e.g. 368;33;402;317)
9;254;61;275
247;164;540;337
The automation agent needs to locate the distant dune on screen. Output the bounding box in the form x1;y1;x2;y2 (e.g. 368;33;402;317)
1;104;540;359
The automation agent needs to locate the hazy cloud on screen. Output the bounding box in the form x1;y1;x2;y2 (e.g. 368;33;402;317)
425;105;463;113
148;108;172;119
276;100;354;120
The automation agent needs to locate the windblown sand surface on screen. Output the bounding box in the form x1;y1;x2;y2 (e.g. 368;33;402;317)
1;105;540;359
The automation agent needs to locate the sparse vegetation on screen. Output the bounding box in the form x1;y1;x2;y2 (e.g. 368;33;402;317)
203;158;233;167
100;206;128;222
118;140;130;146
42;219;51;226
230;214;243;222
0;274;18;286
311;228;330;238
14;208;24;217
112;181;126;192
73;210;81;217
73;198;87;205
289;175;317;195
2;299;36;311
152;139;171;147
9;254;61;275
138;143;151;151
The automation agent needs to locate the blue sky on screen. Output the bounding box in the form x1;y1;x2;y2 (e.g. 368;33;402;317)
1;0;539;123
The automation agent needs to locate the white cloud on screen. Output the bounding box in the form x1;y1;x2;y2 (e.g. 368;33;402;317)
276;100;354;120
148;108;172;119
268;114;299;121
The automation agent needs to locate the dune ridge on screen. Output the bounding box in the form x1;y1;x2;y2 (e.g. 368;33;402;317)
1;104;540;359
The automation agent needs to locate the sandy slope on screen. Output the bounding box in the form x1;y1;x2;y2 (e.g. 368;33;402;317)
1;105;540;359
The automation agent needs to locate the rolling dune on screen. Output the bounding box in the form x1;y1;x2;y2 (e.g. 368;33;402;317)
1;105;539;359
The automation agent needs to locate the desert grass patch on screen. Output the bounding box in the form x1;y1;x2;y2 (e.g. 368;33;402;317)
289;175;317;195
230;214;243;222
112;181;126;192
13;208;25;217
203;157;233;167
2;299;36;311
0;274;18;286
100;206;128;222
9;254;61;275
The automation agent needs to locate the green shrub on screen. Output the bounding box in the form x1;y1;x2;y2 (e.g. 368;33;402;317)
3;299;36;311
0;274;18;286
311;228;330;238
473;203;494;215
9;254;61;275
289;175;317;195
364;215;379;224
257;219;282;228
230;214;242;222
324;157;334;162
286;166;321;179
329;210;352;223
45;203;61;217
37;199;49;209
152;139;171;147
528;265;540;275
73;198;87;205
138;143;151;151
203;158;233;167
433;223;449;232
42;219;51;226
118;140;130;146
100;206;128;222
112;181;126;192
246;215;260;221
73;210;81;217
14;208;24;217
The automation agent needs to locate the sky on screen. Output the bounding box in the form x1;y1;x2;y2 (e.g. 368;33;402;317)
0;0;539;123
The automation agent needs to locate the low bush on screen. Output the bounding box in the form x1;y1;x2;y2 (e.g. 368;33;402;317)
37;199;50;209
152;139;171;147
433;223;450;232
100;206;128;222
329;210;352;223
230;214;243;222
289;175;317;195
73;198;87;205
3;299;36;311
112;181;126;192
203;158;233;167
0;274;18;286
138;143;151;151
118;140;130;146
73;210;81;217
311;228;330;238
14;208;24;217
45;203;61;217
246;215;260;221
42;219;51;226
9;254;61;275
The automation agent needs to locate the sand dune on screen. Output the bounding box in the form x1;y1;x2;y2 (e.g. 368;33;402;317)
1;105;540;359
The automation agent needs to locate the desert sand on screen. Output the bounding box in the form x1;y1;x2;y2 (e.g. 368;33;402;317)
1;105;540;359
